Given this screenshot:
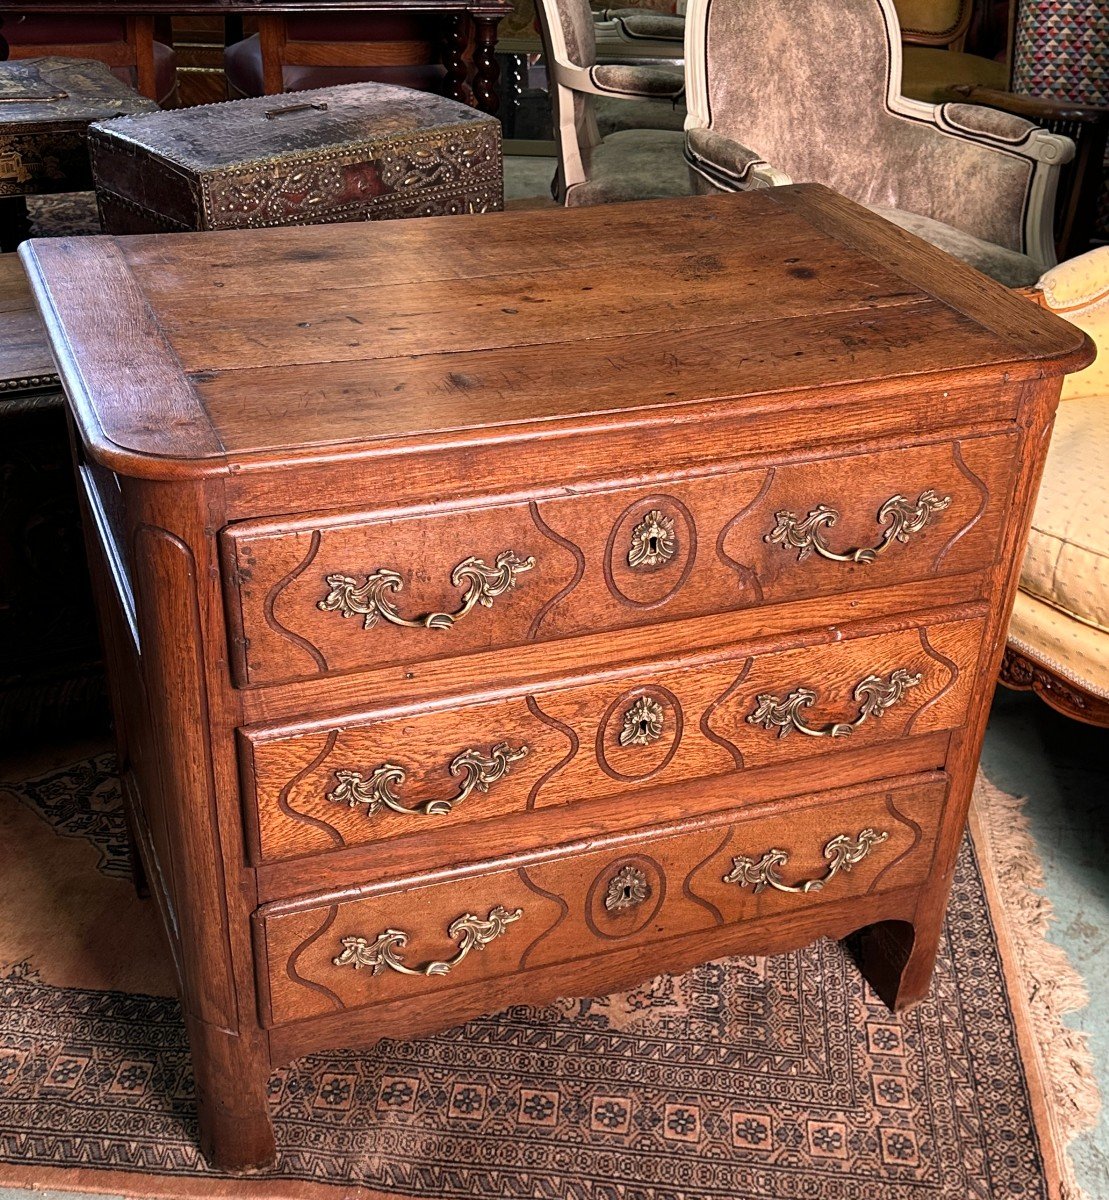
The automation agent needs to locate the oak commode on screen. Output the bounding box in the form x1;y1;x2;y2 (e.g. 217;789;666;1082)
21;185;1093;1169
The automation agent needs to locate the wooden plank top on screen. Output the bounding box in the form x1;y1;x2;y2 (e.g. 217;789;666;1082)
0;256;58;394
20;185;1094;479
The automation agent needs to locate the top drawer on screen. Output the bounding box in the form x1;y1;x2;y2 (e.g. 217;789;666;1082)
223;432;1018;687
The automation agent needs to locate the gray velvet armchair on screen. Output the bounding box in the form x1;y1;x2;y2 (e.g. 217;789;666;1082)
682;0;1074;286
536;0;691;205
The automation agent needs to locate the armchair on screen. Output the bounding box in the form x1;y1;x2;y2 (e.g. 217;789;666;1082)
682;0;1073;286
536;0;690;204
1002;246;1109;727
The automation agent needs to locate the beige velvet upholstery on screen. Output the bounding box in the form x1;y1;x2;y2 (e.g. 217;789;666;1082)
1009;247;1109;701
537;0;693;204
683;0;1073;283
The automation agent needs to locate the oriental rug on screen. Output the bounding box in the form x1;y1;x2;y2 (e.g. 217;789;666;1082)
0;745;1097;1200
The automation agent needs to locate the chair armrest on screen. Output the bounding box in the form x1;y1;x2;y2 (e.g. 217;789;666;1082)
601;11;685;41
684;127;791;188
585;61;684;99
935;102;1074;162
950;85;1109;130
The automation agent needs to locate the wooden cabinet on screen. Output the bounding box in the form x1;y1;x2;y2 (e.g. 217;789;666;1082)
21;184;1093;1171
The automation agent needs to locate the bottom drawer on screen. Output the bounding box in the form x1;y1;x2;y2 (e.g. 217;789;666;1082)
255;775;946;1027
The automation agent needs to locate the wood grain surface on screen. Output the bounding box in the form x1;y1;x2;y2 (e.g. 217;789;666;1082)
24;185;1092;1170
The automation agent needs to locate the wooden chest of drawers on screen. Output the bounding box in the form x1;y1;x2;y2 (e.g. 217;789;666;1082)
21;185;1093;1171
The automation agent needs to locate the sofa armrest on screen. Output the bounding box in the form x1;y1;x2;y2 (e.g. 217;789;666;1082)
684;127;791;189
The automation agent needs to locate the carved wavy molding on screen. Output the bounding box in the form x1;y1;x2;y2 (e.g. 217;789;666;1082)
869;791;924;893
262;529;328;675
286;904;344;1013
276;729;345;851
905;627;960;735
527;501;585;640
525;695;579;809
516;868;570;969
699;659;752;769
715;468;773;604
932;441;989;570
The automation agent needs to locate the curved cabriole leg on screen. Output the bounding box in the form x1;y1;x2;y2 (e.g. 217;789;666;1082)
849;918;940;1013
189;1018;276;1171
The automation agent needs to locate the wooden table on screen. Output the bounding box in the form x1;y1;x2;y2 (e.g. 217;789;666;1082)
21;186;1092;1171
1;0;513;111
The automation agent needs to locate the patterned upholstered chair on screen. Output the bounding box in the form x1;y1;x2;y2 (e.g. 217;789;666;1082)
536;0;690;204
1002;247;1109;727
682;0;1072;286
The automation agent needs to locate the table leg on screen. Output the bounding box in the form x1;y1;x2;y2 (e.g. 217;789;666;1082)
471;15;502;115
442;15;471;106
0;196;32;254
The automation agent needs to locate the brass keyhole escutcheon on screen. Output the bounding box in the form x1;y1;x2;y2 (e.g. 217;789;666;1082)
628;509;676;569
618;696;665;747
605;865;650;911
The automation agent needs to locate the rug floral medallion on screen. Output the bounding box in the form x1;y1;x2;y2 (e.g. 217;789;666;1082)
0;752;1085;1199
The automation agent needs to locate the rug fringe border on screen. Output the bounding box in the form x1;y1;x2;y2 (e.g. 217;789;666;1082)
970;774;1100;1200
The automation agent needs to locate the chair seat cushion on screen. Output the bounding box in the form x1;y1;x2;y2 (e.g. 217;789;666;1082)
1009;589;1109;700
566;127;690;206
867;205;1041;286
900;46;1009;105
1020;393;1108;636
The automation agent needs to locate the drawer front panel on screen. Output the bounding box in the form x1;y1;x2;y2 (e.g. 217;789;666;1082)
242;613;981;864
224;433;1016;686
255;777;946;1026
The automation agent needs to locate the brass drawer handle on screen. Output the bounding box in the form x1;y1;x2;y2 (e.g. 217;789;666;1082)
318;550;536;631
333;905;523;978
747;668;921;739
765;490;951;564
327;742;528;818
724;828;889;895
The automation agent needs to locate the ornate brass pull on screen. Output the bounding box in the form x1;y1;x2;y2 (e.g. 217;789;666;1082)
318;550;536;631
332;905;522;978
765;490;951;564
747;668;922;739
724;828;889;895
327;742;528;818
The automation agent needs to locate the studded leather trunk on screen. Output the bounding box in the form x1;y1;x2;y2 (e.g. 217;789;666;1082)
88;80;503;234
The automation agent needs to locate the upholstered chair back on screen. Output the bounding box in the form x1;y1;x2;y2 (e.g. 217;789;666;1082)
687;0;1031;253
891;0;971;47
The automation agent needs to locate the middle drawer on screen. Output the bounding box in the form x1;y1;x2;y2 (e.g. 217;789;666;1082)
240;611;984;865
